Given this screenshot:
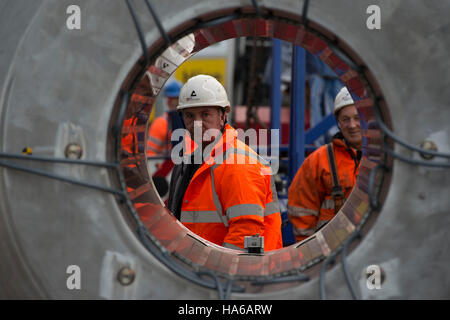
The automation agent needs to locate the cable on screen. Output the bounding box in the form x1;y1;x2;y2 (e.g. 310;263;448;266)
123;0;158;119
224;278;233;300
319;252;336;300
252;273;310;286
197;271;234;300
301;0;310;26
0;152;119;168
383;139;450;168
374;104;450;159
125;0;149;67
374;100;450;168
319;231;361;300
319;229;362;300
196;12;242;30
251;0;262;17
341;230;361;300
0;159;125;198
368;163;389;211
143;0;172;46
197;271;225;300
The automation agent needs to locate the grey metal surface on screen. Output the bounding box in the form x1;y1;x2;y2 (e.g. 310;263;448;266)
0;0;449;299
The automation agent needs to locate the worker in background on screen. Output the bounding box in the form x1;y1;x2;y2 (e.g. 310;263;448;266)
147;80;184;157
287;86;362;242
167;74;282;251
147;80;184;200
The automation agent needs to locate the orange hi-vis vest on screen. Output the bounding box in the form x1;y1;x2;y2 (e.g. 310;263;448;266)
179;124;282;251
287;137;361;242
147;113;171;157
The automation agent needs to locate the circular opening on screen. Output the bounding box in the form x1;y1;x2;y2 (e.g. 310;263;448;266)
114;7;393;293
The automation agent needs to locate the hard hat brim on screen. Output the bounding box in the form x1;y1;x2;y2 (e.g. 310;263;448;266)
333;102;355;117
177;101;231;110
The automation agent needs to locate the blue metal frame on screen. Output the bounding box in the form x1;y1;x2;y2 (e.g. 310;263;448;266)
281;45;305;246
270;39;282;135
305;113;336;144
269;41;338;247
288;45;306;184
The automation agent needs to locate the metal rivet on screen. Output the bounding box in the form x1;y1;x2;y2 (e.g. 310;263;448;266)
419;140;438;160
65;143;83;159
117;267;135;286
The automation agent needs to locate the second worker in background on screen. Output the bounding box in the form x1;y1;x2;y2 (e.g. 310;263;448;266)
288;86;362;242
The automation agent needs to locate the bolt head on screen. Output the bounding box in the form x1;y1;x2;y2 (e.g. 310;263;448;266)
65;143;83;159
117;267;135;286
419;140;438;160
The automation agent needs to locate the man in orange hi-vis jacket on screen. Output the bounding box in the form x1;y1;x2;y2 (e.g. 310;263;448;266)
288;86;362;242
167;75;282;251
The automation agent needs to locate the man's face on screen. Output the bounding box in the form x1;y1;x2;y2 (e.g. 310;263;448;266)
182;106;226;144
337;105;362;150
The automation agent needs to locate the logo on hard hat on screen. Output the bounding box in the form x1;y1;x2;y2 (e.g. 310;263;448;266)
186;90;200;102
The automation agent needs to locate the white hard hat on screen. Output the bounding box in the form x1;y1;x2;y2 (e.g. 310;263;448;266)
177;74;230;111
334;86;355;117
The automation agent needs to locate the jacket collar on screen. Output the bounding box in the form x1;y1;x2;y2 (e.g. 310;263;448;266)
188;124;237;182
332;135;362;168
332;137;348;149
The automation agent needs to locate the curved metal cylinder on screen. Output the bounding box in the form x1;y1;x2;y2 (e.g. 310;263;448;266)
0;0;449;299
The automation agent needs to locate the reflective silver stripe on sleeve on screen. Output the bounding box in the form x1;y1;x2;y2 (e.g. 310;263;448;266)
264;201;280;216
147;145;161;153
148;136;169;146
226;203;264;220
269;177;279;203
180;211;224;223
222;242;244;251
287;205;319;217
320;199;335;210
265;177;280;215
320;198;347;210
210;167;229;227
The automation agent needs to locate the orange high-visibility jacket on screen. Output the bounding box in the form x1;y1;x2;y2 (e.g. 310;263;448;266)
288;137;361;242
179;124;282;251
147;113;171;157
